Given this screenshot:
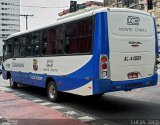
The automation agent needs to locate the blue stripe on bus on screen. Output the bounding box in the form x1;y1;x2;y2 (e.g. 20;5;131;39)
100;12;109;56
93;12;110;94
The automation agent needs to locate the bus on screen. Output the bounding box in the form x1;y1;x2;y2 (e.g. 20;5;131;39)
2;8;159;102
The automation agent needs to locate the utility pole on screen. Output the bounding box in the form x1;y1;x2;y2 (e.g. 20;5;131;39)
20;14;34;30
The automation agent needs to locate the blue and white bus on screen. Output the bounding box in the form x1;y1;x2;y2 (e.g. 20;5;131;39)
2;8;159;102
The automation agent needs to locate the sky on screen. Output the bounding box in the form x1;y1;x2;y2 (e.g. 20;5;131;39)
20;0;103;31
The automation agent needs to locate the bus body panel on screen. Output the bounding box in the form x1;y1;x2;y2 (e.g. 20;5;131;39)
2;55;94;95
94;74;157;94
93;12;110;94
92;10;158;94
3;56;92;75
108;10;156;81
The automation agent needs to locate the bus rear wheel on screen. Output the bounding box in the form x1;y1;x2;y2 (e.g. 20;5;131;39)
47;81;59;102
9;77;17;89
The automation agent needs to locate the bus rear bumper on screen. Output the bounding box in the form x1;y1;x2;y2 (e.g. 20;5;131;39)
93;74;158;94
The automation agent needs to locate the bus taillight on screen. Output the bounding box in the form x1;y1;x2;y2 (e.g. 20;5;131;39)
100;55;108;79
101;57;107;63
102;64;107;70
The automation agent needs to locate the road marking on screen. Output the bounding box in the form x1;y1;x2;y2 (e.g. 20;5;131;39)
40;102;53;106
78;116;95;122
32;99;43;102
132;88;141;94
64;111;78;116
51;106;64;110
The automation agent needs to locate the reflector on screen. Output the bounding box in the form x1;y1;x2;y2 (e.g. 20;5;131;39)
102;64;107;70
101;57;107;63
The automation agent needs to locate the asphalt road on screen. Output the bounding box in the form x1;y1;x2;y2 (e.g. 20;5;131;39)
0;75;160;125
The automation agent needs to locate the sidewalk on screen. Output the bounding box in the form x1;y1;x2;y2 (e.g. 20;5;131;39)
0;89;87;125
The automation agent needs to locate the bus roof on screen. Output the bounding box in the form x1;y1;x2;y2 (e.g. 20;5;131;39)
6;7;151;40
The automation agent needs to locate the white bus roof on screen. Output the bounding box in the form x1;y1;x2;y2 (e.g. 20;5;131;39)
6;7;151;40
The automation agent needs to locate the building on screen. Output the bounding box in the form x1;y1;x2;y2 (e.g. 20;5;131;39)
150;0;160;45
0;0;20;61
104;0;144;9
58;1;103;17
58;1;147;17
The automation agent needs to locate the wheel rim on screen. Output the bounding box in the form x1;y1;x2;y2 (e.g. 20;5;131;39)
49;85;56;99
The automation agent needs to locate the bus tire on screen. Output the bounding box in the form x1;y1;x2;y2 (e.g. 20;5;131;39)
9;77;17;89
47;81;59;102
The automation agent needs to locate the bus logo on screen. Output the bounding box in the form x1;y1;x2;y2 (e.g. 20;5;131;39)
46;60;54;67
33;59;38;71
127;16;140;25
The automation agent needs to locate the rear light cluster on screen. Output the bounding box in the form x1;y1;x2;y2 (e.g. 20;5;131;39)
100;55;109;79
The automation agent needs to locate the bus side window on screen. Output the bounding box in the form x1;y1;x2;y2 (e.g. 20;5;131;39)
47;29;56;55
33;32;41;56
42;38;47;55
13;38;19;57
65;34;70;53
42;26;64;56
19;36;26;57
65;17;93;54
42;30;48;55
3;41;12;60
56;27;64;54
26;34;34;56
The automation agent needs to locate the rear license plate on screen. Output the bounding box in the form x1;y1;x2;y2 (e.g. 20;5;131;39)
128;72;138;79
